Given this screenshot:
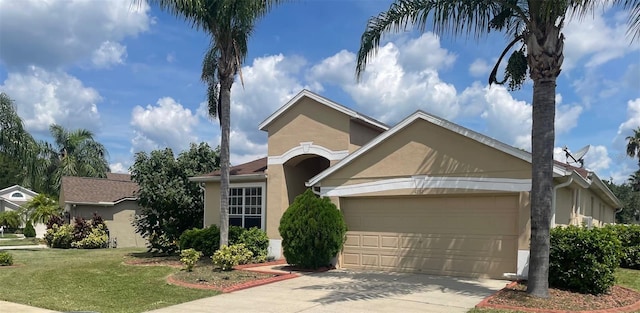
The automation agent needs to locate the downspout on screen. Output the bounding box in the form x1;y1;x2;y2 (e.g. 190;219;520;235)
199;183;206;228
552;176;573;228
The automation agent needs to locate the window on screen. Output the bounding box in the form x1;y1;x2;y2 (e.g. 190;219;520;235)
228;184;265;229
10;192;23;198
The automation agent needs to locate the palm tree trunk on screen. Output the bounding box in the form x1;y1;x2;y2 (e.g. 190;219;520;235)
526;22;563;298
219;75;233;247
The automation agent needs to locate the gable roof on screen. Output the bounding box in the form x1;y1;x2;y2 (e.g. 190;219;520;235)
61;174;138;205
308;110;566;187
0;185;38;199
258;89;389;132
305;110;620;207
190;157;267;182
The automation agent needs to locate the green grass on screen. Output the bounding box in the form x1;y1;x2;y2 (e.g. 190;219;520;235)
0;233;21;239
0;248;218;313
0;238;41;246
468;268;640;313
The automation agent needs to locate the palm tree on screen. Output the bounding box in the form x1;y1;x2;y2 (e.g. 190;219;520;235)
626;127;640;159
143;0;284;247
0;210;21;230
21;194;61;224
356;0;638;298
43;124;109;195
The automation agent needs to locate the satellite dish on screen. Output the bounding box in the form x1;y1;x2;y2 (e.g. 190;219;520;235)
562;145;590;168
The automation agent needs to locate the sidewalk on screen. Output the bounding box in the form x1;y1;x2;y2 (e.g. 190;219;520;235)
0;301;59;313
0;244;48;250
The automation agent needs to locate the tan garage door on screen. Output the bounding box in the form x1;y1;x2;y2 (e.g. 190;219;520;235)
340;195;518;279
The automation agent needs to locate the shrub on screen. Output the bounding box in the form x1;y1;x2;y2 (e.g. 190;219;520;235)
0;251;13;266
228;225;246;245
72;217;91;243
44;224;74;249
606;224;640;269
72;224;108;249
180;248;202;272
23;221;36;238
179;225;220;256
91;212;106;229
46;215;64;230
239;227;269;263
148;232;179;254
279;189;347;269
549;225;622;295
211;244;253;271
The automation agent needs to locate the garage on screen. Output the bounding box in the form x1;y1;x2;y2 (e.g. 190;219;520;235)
340;194;518;279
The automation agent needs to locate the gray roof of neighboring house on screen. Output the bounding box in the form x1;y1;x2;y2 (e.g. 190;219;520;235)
61;174;138;205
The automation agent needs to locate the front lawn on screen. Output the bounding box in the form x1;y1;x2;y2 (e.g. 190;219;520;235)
0;238;41;246
469;268;640;313
0;248;218;313
0;233;20;239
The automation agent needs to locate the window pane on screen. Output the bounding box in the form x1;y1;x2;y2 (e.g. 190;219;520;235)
244;217;261;229
229;217;243;227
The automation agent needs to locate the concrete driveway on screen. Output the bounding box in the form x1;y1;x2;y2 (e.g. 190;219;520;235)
146;270;507;313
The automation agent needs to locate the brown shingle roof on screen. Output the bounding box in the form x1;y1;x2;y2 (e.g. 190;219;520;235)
61;174;138;204
207;157;267;176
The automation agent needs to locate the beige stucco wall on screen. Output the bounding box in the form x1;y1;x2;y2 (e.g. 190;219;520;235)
555;188;573;226
69;201;146;248
349;120;383;152
267;97;351;156
204;181;221;228
321;120;531;187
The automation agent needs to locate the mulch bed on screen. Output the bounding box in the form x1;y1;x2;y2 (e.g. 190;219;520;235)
478;281;640;312
122;255;182;268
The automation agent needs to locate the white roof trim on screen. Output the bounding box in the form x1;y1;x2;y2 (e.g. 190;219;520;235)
589;174;622;208
308;110;566;187
189;173;266;183
0;185;38;198
258;89;388;132
320;176;531;197
268;142;349;165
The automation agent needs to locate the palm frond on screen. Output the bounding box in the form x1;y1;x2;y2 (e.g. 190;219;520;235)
356;0;508;79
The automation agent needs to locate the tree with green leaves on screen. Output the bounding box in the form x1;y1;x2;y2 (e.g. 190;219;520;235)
605;180;640;224
40;124;109;196
0;210;21;230
131;142;220;254
143;0;284;247
21;194;61;225
356;0;638;298
626;127;640;159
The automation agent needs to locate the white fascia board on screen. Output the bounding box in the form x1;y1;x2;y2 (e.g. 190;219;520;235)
319;176;532;197
589;173;622;208
308;110;549;187
258;90;388;132
189;174;266;183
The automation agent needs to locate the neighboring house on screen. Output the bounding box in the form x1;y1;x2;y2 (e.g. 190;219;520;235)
191;89;621;279
0;185;47;237
60;173;146;248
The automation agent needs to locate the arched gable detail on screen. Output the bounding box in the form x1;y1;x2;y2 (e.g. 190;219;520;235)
268;142;348;165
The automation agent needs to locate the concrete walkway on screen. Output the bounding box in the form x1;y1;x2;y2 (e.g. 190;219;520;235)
0;301;58;313
0;244;48;250
146;269;507;313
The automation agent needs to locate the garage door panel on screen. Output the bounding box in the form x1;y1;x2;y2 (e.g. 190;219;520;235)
340;195;518;279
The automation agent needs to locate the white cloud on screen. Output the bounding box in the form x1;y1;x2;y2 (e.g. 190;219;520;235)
308;50;355;88
130;97;199;153
616;98;640;139
563;9;639;71
469;58;491;78
92;41;127;68
397;32;456;71
0;0;150;69
480;85;532;149
109;162;129;174
583;145;612;172
0;66;101;133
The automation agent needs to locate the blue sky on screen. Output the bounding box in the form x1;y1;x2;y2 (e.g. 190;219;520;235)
0;0;638;182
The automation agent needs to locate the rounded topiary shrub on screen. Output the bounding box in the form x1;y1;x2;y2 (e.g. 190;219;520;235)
23;221;36;238
279;189;347;269
549;225;622;295
179;225;220;256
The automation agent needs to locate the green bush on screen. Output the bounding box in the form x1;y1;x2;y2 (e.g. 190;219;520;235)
228;225;246;245
279;189;347;269
606;224;640;269
239;227;269;263
179;225;220;256
72;224;108;249
23;221;36;238
44;224;74;249
0;251;13;266
549;225;622;294
180;248;202;272
211;244;253;271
